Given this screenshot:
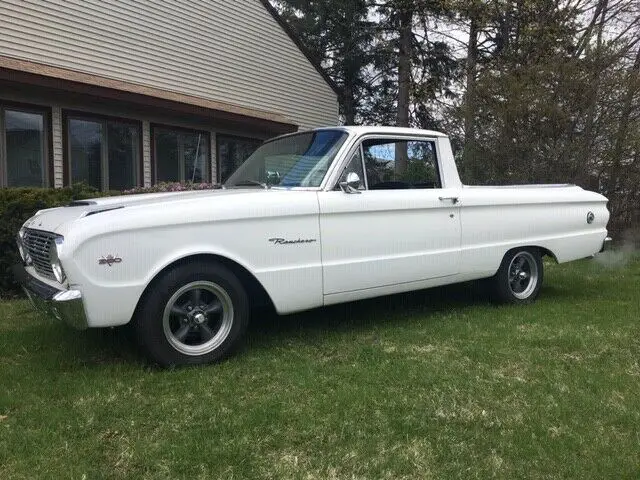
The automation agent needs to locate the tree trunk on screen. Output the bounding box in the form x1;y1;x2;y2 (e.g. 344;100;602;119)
463;11;479;182
397;8;411;128
396;6;412;175
343;52;357;125
343;83;356;125
342;5;358;126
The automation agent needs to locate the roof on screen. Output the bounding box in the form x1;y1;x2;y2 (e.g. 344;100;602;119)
266;126;449;144
258;0;341;98
321;126;448;137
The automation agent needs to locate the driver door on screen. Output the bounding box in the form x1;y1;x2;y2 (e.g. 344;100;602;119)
318;136;461;295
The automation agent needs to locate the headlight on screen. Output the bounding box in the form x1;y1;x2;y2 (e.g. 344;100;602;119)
16;230;32;265
49;239;66;284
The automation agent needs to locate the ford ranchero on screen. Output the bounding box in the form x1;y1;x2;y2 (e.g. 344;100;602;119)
14;127;612;366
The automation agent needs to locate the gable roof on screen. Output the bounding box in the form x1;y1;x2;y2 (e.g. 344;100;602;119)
258;0;341;97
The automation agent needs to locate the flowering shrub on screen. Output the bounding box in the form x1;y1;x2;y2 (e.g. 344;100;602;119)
122;182;222;195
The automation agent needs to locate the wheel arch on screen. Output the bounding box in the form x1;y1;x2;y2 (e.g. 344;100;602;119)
501;245;558;263
134;253;275;317
532;246;558;263
490;245;557;278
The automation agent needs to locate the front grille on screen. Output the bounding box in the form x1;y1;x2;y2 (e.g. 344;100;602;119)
22;229;56;280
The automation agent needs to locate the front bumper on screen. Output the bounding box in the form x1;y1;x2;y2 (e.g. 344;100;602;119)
12;264;88;329
600;236;613;253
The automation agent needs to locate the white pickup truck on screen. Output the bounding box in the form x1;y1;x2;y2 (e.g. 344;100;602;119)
14;126;611;366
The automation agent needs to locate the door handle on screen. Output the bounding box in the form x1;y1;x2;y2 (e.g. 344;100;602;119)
438;196;459;204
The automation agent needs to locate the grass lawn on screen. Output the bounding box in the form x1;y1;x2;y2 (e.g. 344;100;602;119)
1;254;639;479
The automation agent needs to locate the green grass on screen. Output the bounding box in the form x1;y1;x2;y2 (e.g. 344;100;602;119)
1;254;640;479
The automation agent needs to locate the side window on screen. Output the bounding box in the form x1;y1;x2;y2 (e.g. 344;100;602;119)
362;139;440;190
337;148;365;190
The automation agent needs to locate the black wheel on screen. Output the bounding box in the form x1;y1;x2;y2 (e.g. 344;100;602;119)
492;248;544;304
134;262;249;367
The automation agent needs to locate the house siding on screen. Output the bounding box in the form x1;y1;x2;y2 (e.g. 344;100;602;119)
0;0;338;129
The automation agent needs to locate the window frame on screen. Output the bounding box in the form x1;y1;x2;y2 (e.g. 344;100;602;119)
63;110;143;191
151;123;211;184
329;134;444;191
335;143;368;191
0;102;51;188
216;133;263;183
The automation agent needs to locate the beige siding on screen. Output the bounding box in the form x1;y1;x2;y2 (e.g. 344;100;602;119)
0;0;338;129
51;106;63;188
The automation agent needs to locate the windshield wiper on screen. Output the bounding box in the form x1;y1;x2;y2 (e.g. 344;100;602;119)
232;179;269;189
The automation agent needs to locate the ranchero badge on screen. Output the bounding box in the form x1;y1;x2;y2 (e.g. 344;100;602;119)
269;237;317;245
98;254;122;266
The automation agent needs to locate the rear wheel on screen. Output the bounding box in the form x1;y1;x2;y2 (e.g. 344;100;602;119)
134;262;249;366
493;248;543;304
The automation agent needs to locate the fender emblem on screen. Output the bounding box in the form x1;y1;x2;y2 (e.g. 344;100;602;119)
98;254;122;266
269;237;317;245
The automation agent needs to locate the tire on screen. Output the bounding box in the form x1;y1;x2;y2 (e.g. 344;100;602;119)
134;261;249;367
492;248;544;304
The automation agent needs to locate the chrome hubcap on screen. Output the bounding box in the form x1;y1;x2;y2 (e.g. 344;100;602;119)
162;281;234;356
508;252;538;299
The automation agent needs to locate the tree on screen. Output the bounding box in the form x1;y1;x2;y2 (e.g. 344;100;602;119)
271;0;374;124
271;0;640;234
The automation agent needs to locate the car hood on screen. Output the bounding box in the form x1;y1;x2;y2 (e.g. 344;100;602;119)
21;188;272;233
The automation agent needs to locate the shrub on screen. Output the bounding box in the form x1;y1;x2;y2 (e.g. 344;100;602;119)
0;183;113;297
123;182;221;195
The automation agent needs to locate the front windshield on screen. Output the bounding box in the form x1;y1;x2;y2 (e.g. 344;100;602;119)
225;130;348;188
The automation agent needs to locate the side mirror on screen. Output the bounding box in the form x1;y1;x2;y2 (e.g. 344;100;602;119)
266;170;280;186
339;172;362;194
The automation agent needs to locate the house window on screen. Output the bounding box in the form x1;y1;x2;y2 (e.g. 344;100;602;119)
153;126;210;183
1;106;48;187
217;135;262;183
67;115;140;191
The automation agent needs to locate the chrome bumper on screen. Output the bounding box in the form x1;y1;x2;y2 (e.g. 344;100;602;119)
600;236;613;253
13;264;88;330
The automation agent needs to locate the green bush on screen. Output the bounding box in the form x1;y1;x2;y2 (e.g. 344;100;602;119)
0;183;116;297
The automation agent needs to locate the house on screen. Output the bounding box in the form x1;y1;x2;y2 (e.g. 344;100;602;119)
0;0;339;190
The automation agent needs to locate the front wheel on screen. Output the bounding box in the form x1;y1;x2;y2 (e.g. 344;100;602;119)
492;248;544;304
134;262;249;367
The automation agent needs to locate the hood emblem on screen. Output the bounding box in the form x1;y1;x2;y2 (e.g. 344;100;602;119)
98;254;122;266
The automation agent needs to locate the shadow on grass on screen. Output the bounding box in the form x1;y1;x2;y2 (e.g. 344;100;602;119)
7;307;144;368
15;269;600;367
9;281;493;367
245;281;492;346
